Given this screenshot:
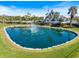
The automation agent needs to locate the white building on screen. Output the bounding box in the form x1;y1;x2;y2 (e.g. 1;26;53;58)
43;16;78;24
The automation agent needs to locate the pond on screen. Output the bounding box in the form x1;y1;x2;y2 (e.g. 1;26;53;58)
5;26;78;49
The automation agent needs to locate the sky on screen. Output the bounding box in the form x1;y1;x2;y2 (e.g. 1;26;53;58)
0;1;79;17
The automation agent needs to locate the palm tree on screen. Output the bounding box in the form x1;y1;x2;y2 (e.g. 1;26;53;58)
53;12;60;19
49;10;54;19
68;6;78;27
59;17;64;27
31;16;37;23
27;12;31;21
45;9;50;19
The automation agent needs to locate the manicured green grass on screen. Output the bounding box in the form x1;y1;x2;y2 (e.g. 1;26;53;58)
0;23;79;58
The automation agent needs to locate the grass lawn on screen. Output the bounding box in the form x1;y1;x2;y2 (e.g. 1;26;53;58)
0;23;79;58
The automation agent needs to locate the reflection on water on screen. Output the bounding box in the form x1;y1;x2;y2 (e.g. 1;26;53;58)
6;27;77;49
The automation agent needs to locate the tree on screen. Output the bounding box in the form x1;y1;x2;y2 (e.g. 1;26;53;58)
53;12;60;19
45;10;60;20
59;17;64;27
74;17;79;23
48;10;54;20
31;16;43;23
68;6;78;27
26;12;31;20
27;12;31;16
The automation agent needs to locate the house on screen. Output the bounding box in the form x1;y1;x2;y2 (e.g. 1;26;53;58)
42;15;78;25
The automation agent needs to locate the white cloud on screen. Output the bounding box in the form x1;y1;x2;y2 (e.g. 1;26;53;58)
55;1;79;7
42;1;79;17
55;1;72;7
0;5;47;17
0;4;79;18
53;7;79;17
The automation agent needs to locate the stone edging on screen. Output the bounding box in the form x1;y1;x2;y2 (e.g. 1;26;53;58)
4;25;79;50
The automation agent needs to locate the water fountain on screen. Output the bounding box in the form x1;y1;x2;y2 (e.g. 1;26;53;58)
30;21;38;33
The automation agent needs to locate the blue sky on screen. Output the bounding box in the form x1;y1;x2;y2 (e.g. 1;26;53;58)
0;1;79;17
0;1;64;8
0;1;79;8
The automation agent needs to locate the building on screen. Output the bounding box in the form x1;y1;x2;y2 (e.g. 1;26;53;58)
43;15;78;25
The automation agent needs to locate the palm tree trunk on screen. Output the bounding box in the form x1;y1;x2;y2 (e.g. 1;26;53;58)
70;18;72;27
70;14;74;27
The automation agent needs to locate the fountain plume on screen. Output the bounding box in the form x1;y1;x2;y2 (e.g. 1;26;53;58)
30;21;38;33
